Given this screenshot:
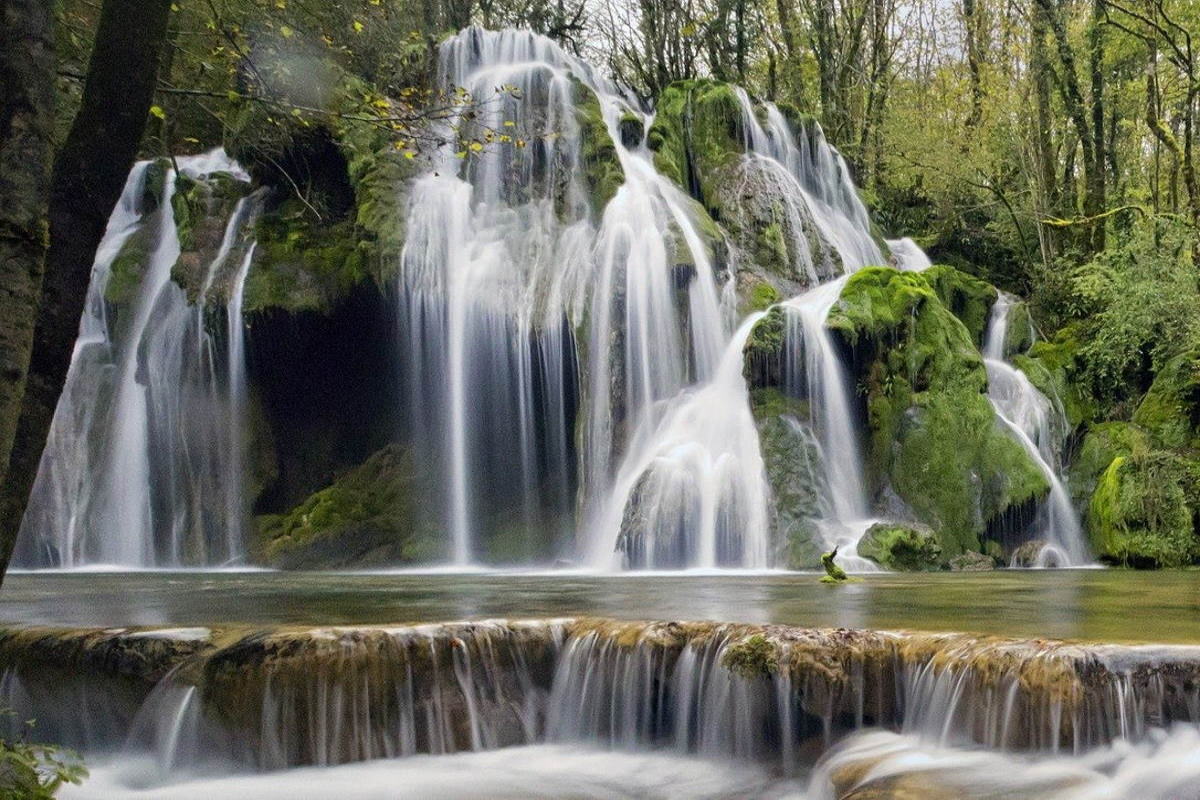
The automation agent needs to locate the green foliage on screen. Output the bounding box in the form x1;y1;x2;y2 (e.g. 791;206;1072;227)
1089;452;1200;567
1034;221;1200;415
0;714;86;799
857;522;944;570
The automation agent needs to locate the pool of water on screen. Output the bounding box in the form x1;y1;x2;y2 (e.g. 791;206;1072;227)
3;568;1199;643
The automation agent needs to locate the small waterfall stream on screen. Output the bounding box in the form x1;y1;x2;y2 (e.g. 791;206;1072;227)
14;151;259;568
984;295;1090;566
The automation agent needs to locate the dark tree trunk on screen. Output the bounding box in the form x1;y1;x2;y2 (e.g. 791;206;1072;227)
0;0;174;582
0;0;55;491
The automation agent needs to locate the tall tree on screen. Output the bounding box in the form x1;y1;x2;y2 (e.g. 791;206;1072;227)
0;0;55;497
0;0;174;581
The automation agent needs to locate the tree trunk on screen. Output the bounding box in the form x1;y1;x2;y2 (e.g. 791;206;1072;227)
0;0;55;492
0;0;174;582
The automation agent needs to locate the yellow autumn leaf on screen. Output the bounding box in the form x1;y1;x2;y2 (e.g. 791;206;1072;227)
280;25;294;38
149;105;166;120
353;20;364;33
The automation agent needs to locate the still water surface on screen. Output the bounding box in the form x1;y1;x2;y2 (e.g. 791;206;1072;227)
2;568;1198;643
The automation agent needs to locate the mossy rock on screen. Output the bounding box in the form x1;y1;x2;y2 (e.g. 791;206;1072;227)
1089;451;1200;567
921;265;998;349
827;267;1049;557
889;390;1049;556
949;550;996;571
242;200;376;315
721;634;779;679
750;388;824;568
743;307;787;387
1132;351;1200;451
1069;421;1152;506
254;444;440;568
857;522;943;571
647;79;745;202
573;80;625;213
1019;325;1096;428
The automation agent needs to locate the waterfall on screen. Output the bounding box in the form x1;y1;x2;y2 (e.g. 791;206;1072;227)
597;315;772;569
14;150;259;569
780;279;878;568
887;237;932;271
4;619;1200;790
984;295;1090;566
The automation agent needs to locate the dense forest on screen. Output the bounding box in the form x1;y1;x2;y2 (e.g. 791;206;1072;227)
1;0;1199;579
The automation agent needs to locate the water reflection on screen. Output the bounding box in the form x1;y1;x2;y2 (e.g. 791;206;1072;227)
1;569;1199;643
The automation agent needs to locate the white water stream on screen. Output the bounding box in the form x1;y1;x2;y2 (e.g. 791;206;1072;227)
983;295;1090;565
15;151;258;568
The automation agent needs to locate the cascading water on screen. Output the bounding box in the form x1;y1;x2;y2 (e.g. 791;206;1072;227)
14;150;259;569
5;620;1200;798
402;28;744;567
984;295;1090;566
781;280;878;568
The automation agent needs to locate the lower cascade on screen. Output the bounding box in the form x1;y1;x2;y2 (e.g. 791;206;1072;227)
2;619;1199;797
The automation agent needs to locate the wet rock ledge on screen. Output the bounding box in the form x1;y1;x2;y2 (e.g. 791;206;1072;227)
1;619;1198;770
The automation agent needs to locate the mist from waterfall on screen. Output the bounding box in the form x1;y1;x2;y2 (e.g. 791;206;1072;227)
983;295;1090;566
14;151;259;569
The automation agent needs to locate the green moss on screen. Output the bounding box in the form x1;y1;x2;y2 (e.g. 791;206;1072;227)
1132;351;1200;450
826;267;1049;557
1069;422;1151;505
105;233;151;306
255;444;439;568
647;80;745;209
747;281;781;312
821;550;849;581
857;522;944;570
242;200;374;314
721;634;779;679
743;306;787;387
574;80;625;213
921;264;998;348
1016;326;1096;428
891;389;1049;556
1089;451;1200;567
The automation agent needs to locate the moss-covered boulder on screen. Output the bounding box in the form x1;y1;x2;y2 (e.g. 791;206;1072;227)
1069;422;1152;506
254;444;439;568
921;265;997;349
743;307;788;388
749;388;824;568
1132;351;1200;451
857;522;943;571
827;267;1049;557
1089;450;1200;567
